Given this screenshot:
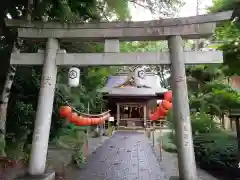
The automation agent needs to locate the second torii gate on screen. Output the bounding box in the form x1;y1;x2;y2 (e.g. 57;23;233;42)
6;11;232;180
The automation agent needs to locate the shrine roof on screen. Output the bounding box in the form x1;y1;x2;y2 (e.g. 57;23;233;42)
99;72;167;96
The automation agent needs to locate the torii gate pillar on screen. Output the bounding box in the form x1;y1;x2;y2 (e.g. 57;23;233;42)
168;36;197;179
28;38;58;175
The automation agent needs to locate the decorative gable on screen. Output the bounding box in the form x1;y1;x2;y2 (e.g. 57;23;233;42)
99;70;168;96
115;76;151;88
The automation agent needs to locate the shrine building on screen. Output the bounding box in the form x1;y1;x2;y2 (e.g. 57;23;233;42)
100;68;167;128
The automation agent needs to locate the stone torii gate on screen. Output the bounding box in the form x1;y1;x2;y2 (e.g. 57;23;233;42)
6;11;232;180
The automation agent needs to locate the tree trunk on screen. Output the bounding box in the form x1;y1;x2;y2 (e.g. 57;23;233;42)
156;65;169;88
221;112;225;129
235;117;240;163
0;0;23;158
0;46;18;157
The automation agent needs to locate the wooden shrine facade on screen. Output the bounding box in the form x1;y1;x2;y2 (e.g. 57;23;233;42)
101;72;166;127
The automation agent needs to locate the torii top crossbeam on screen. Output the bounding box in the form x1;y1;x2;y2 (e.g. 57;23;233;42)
5;11;232;41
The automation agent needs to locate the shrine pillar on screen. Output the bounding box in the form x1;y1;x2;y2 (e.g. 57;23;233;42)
143;104;147;127
29;38;59;175
168;35;197;180
104;39;120;126
116;103;120;126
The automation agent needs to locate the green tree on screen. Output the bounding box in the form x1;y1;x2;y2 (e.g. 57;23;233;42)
0;0;185;158
209;0;240;75
0;0;129;157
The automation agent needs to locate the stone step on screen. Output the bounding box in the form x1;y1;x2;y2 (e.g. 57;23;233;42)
117;126;145;131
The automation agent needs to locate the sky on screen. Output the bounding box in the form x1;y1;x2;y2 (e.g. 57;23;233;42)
130;0;213;21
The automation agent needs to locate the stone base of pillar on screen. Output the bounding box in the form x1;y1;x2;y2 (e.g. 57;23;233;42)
169;176;180;180
16;171;55;180
169;176;200;180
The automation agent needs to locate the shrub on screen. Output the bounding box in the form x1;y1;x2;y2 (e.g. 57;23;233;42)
191;111;220;134
163;141;177;153
163;132;239;178
166;109;220;135
158;132;177;153
53;125;87;167
194;133;238;172
165;109;239;178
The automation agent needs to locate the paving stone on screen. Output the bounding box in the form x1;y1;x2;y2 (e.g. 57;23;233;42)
75;131;168;180
63;131;222;180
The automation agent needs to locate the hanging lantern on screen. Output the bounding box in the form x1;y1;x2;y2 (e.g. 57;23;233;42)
89;118;94;125
96;118;102;125
134;67;146;87
75;117;88;126
75;116;84;126
99;117;105;124
68;67;80;87
96;116;104;124
149;95;173;121
90;117;99;125
158;105;168;116
59;106;72;118
86;117;92;126
68;112;78;123
149;110;158;121
161;100;172;110
156;106;166;117
164;91;172;102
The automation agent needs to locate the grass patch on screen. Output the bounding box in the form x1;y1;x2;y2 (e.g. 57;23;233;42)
157;131;177;153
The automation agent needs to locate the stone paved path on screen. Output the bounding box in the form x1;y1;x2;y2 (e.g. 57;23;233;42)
76;131;169;180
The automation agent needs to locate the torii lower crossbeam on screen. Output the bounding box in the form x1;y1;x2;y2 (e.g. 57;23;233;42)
10;51;223;65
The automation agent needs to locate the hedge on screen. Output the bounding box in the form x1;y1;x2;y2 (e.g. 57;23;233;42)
161;132;240;179
193;133;239;179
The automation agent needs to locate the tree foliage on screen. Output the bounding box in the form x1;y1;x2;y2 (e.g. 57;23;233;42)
181;0;240;119
130;0;184;18
177;3;240;177
0;0;185;160
208;0;240;75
